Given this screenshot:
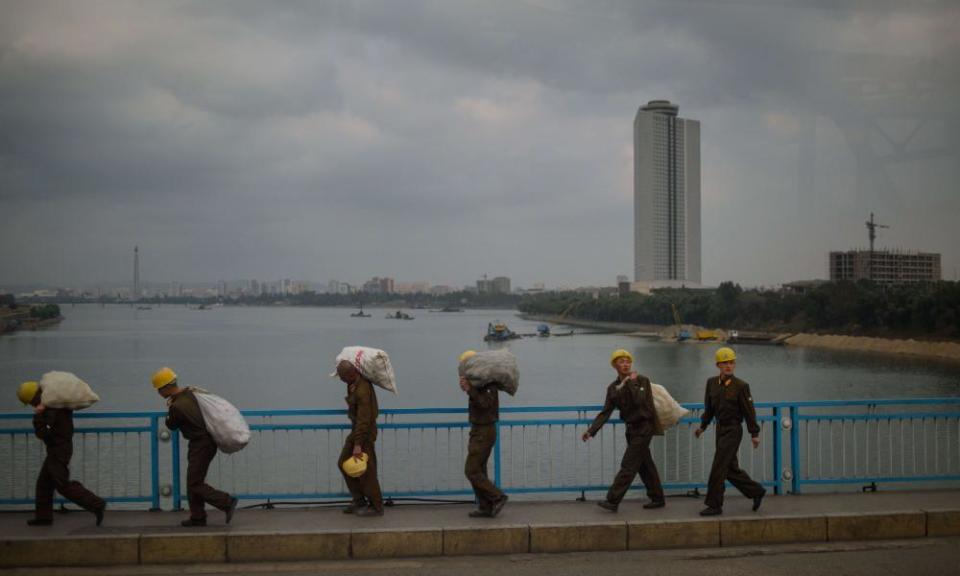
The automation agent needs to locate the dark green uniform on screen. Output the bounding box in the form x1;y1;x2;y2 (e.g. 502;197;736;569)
464;384;505;513
587;375;664;505
699;375;764;509
32;408;105;521
340;376;383;512
166;389;233;521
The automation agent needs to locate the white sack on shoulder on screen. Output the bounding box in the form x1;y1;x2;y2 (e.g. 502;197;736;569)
460;349;519;396
191;389;250;454
651;383;689;430
39;371;99;410
334;346;398;395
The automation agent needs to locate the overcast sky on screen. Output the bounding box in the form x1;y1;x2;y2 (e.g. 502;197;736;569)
1;0;958;290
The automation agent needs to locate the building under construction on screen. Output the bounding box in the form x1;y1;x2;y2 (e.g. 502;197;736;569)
829;250;941;285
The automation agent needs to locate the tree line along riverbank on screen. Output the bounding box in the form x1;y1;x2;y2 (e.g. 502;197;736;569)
0;301;63;335
518;281;960;361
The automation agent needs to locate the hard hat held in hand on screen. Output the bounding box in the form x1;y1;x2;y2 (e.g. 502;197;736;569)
715;347;737;363
341;453;369;478
609;349;633;366
17;381;39;405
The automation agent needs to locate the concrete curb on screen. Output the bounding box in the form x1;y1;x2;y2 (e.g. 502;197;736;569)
443;525;529;556
925;509;960;537
227;531;350;562
351;528;443;559
140;533;226;564
629;519;719;550
0;535;139;568
827;511;926;541
2;508;958;567
721;516;827;546
530;522;627;553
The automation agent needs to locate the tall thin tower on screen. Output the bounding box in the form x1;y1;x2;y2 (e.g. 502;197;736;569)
133;246;140;300
634;100;701;285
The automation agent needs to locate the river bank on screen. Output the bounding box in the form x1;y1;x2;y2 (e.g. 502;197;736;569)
784;333;960;363
523;314;960;363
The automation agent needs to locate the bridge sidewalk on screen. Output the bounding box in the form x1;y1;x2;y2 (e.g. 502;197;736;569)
2;490;959;567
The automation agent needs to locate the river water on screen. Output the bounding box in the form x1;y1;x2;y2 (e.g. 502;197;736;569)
1;304;957;412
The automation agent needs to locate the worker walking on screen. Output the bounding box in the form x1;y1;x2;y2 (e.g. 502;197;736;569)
17;381;106;527
582;349;665;512
694;347;766;516
458;350;508;518
152;367;238;527
335;360;384;517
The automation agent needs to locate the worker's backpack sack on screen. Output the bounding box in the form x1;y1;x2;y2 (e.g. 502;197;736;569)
651;383;689;430
460;349;519;396
191;389;250;454
39;371;99;410
334;346;398;394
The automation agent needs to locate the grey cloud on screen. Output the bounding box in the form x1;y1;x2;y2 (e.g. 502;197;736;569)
0;0;958;289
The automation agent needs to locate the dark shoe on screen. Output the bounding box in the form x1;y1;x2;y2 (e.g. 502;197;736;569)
27;518;53;527
700;507;722;517
180;518;207;527
643;500;666;509
752;489;766;512
597;500;618;513
491;494;509;517
94;503;106;527
343;500;367;514
225;497;239;525
355;507;384;517
469;509;493;518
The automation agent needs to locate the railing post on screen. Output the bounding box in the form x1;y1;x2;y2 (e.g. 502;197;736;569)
773;406;783;495
790;405;801;494
149;416;161;511
171;429;182;511
494;421;502;489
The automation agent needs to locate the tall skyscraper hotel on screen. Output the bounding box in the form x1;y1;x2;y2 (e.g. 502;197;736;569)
634;100;701;286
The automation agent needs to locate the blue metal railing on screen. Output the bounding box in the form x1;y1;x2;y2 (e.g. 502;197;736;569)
2;398;959;510
0;411;164;509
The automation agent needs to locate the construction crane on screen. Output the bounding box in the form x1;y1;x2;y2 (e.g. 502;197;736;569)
865;213;890;281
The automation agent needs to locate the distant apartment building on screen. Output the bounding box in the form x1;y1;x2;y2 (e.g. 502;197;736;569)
829;250;941;285
634;100;701;286
477;276;511;295
394;281;431;294
363;277;394;294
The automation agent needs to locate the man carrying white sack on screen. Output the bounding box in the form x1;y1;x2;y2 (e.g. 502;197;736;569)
16;379;106;527
582;349;666;512
152;367;238;527
335;359;384;517
458;350;508;518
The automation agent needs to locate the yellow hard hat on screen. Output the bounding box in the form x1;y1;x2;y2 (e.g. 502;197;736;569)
17;381;39;405
609;349;633;366
151;367;178;390
341;453;369;478
715;347;737;363
458;350;477;363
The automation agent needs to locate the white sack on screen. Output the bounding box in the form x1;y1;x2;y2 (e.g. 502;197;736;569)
191;389;250;454
334;346;398;395
651;383;689;430
460;349;519;396
39;371;99;410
